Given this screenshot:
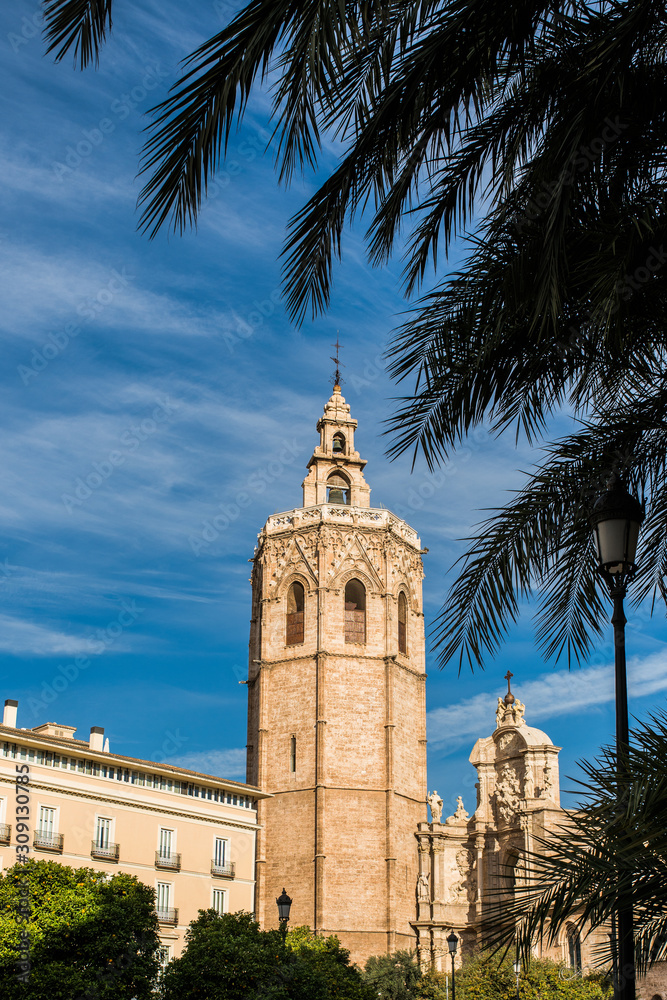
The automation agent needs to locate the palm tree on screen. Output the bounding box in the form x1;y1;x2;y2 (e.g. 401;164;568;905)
41;0;667;662
486;711;667;977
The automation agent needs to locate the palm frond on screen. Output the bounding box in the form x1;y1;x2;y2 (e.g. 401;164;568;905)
43;0;113;68
430;394;667;668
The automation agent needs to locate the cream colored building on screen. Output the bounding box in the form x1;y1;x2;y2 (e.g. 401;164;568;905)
0;699;267;960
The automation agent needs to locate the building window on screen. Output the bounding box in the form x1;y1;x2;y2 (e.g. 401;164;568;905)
326;472;350;505
289;735;297;773
332;432;345;455
156;827;181;869
156;882;171;916
212;889;226;915
344;579;366;643
286;582;305;646
96;817;111;849
398;592;408;653
214;838;228;868
38;806;56;837
158;945;172;972
567;926;582;969
159;828;173;857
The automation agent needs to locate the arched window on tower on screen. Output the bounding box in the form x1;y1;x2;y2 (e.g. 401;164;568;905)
327;472;350;505
345;579;366;643
567;925;582;970
332;432;345;455
286;581;305;646
398;592;408;653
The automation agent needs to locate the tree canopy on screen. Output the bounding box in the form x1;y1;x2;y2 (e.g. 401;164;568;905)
361;950;611;1000
363;949;422;999
158;910;374;1000
449;954;612;1000
0;859;160;999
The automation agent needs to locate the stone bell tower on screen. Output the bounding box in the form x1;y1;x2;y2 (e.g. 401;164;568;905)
246;384;427;963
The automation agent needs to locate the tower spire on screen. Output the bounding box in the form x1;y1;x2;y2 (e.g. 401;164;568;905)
504;670;515;705
330;336;345;389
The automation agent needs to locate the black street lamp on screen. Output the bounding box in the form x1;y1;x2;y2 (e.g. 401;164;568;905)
589;474;644;1000
447;932;458;1000
276;888;292;949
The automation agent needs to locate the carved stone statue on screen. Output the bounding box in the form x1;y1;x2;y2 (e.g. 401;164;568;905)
446;795;470;825
523;762;535;798
496;697;505;728
427;790;443;824
513;698;526;724
417;871;430;901
495;764;521;824
543;764;554;798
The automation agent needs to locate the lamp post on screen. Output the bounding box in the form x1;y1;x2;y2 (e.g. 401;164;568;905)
589;474;644;1000
276;887;292;950
447;932;458;1000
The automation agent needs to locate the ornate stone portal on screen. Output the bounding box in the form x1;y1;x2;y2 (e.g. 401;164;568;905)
412;687;667;997
413;681;565;970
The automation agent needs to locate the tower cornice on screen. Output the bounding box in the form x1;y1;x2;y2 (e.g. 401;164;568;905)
258;503;421;551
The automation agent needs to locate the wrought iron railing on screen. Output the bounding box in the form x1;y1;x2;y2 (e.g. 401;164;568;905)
155;851;181;871
0;823;11;845
34;832;64;851
91;841;119;861
156;908;179;925
210;860;235;878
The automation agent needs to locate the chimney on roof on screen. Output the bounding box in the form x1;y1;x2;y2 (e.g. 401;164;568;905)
3;700;18;728
89;726;104;752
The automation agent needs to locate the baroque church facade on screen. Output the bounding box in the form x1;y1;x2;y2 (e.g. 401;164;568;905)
244;385;666;998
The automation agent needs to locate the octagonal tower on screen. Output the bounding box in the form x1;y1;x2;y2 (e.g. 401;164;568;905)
246;385;427;963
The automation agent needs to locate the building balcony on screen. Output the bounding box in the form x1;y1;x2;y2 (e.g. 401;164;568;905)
34;832;64;852
156;908;179;926
155;851;181;871
91;841;119;861
211;860;235;878
0;824;11;845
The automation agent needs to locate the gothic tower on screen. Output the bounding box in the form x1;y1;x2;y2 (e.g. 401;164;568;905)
246;385;427;963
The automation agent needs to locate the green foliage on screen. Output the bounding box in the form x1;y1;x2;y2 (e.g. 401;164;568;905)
159;910;373;1000
413;969;448;1000
0;858;160;999
454;954;612;1000
363;953;611;1000
363;950;422;1000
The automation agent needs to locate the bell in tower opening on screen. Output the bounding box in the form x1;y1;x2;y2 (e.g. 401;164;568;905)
245;383;427;965
326;472;350;504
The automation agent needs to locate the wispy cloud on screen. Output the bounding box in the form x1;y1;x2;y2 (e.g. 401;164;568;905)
165;748;247;780
0;613;96;656
428;650;667;754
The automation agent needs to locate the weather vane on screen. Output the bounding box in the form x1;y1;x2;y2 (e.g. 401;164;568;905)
330;335;345;388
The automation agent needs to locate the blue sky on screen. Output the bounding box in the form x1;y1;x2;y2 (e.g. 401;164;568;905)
2;0;667;817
